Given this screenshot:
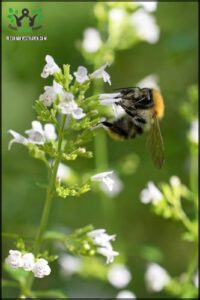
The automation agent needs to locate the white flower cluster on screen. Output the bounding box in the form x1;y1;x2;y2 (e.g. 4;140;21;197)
5;250;51;279
72;63;111;85
39;55;111;119
140;176;182;205
131;8;160;44
8;121;57;150
82;2;159;54
87;229;119;264
145;263;170;292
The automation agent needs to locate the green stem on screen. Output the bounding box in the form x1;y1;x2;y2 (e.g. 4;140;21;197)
175;200;194;234
186;244;198;282
23;115;67;296
94;130;108;171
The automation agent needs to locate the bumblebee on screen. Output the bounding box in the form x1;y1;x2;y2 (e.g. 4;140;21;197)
101;87;165;168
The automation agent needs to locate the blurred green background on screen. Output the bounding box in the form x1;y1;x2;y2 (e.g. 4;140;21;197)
2;1;198;298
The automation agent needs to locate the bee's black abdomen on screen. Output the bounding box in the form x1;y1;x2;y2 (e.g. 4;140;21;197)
102;120;132;139
102;115;144;140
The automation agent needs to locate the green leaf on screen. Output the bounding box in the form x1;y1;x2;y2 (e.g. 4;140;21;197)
33;100;57;124
9;8;13;13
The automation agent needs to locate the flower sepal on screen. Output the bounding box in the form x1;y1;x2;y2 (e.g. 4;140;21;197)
27;144;47;163
62;64;73;91
55;180;91;198
34;100;58;124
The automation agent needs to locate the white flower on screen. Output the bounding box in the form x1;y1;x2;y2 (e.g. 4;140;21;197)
44;124;57;141
109;8;125;23
56;163;72;182
82;28;102;53
131;9;160;44
88;229;116;248
140;181;163;204
140;1;158;12
41;55;61;78
8;122;57;149
39;80;64;107
91;171;115;191
145;263;170;292
32;258;51;278
58;92;86;120
189;119;198;144
90;63;111;85
5;250;23;269
25;121;45;144
108;264;132;288
99;93;124;118
8;130;28;150
74;66;89;84
169;175;181;187
87;229;119;264
137;74;160;90
25;121;57;144
59;254;82;276
21;253;35;271
97;247;119;264
100;172;124;198
99;93;121;105
193;270;199;288
116;290;136;299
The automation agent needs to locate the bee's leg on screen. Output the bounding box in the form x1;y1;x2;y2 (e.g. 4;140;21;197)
116;102;137;118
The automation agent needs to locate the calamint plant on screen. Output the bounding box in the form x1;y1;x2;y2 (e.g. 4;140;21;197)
3;55;119;298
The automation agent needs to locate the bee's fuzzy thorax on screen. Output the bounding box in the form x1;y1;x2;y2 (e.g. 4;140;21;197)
152;89;165;119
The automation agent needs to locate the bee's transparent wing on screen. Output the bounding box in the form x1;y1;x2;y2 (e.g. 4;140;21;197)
146;117;164;169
